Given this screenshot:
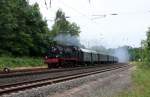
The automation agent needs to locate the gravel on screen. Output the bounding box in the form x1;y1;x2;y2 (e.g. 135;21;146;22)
2;66;132;97
51;67;133;97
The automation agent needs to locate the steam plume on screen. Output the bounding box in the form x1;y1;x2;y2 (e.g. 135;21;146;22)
113;47;129;63
54;34;83;47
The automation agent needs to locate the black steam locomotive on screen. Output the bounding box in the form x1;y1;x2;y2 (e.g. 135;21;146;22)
44;44;118;68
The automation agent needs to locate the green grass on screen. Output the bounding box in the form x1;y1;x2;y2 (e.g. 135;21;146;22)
117;62;150;97
0;57;46;70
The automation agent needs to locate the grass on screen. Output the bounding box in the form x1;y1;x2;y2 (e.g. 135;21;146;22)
0;56;46;70
117;62;150;97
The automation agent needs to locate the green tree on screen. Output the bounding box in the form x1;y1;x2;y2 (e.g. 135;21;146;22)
128;47;141;61
143;27;150;62
50;9;80;37
0;0;50;56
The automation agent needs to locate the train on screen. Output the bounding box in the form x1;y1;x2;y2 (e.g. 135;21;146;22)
44;44;118;68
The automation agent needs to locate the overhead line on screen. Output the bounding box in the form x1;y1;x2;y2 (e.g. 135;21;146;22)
58;0;100;25
59;0;88;17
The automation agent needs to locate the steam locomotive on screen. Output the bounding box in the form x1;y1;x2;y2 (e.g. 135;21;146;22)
44;44;118;68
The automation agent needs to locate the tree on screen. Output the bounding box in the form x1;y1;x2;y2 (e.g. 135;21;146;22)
139;27;150;66
50;9;80;37
128;47;141;61
0;0;50;56
142;28;150;62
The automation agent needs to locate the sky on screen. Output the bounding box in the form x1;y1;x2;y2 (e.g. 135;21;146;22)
29;0;150;48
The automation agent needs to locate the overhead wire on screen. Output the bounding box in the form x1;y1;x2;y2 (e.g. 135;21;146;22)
59;0;89;18
42;0;150;28
58;0;100;26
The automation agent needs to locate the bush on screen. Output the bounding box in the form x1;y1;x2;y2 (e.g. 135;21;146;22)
0;56;45;69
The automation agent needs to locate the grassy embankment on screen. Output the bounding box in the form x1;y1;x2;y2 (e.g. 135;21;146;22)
117;62;150;97
0;57;46;70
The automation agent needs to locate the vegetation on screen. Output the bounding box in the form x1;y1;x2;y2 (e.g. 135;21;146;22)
0;1;81;68
49;9;81;46
125;28;150;63
117;62;150;97
0;56;45;69
128;47;142;61
50;9;80;37
0;0;51;56
141;28;150;64
0;1;80;57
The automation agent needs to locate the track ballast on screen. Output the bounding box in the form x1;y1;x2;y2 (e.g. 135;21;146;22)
0;64;131;96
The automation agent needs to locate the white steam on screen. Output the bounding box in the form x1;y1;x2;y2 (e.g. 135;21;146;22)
54;34;83;47
54;34;130;63
113;47;129;63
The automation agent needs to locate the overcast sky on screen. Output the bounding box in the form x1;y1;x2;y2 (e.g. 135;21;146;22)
29;0;150;48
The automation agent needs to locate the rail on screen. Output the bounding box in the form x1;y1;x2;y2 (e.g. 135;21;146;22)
0;64;131;95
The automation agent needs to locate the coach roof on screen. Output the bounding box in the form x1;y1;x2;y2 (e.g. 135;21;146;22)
80;48;98;54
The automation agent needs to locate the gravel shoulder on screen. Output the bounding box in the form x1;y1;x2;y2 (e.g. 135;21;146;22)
49;65;134;97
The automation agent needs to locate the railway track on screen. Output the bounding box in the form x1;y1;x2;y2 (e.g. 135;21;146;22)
0;64;123;87
0;64;131;96
0;64;123;78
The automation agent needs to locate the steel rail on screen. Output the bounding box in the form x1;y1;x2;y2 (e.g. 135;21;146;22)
0;64;130;95
0;64;123;87
0;64;121;78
